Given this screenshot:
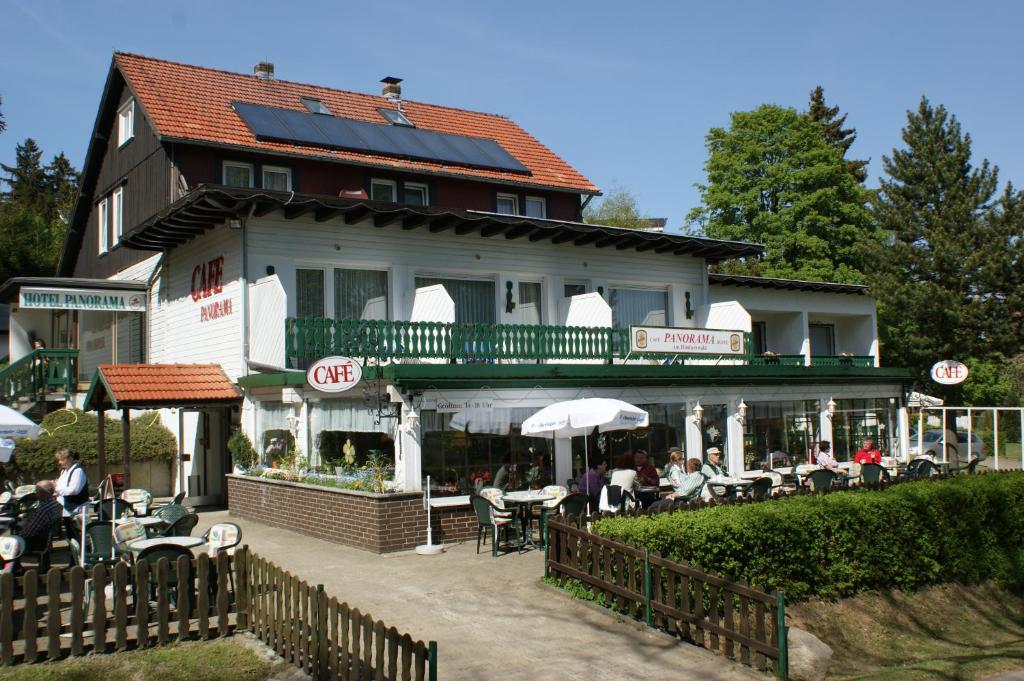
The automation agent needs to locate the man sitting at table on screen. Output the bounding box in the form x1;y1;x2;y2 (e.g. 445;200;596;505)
815;441;842;473
633;449;660;508
15;481;63;570
854;438;882;465
701;447;729;498
576;460;607;509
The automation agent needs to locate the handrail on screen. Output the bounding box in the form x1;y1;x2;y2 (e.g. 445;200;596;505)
0;349;79;407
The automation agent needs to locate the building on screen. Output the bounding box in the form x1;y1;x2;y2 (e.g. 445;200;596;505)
0;54;910;504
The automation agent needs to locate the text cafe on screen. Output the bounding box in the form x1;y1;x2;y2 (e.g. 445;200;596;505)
1;278;149;387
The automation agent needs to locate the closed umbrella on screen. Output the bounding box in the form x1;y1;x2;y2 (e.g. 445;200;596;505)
521;398;649;512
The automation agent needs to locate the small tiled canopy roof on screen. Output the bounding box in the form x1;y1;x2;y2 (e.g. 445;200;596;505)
84;364;242;411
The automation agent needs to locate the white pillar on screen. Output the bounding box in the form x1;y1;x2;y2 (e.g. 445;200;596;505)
727;410;746;473
819;398;833;449
800;311;811;366
554;437;573;486
897;406;910;462
685;402;703;461
399;403;422;492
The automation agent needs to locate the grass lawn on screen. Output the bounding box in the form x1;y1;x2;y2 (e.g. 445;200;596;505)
788;581;1024;680
0;636;290;681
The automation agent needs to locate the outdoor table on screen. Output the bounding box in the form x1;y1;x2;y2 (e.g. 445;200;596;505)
127;536;205;554
709;477;752;497
501;492;554;550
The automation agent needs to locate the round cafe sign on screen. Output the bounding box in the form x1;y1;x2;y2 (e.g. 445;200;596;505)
930;360;968;385
306;356;363;393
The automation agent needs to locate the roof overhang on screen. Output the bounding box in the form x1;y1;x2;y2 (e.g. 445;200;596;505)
708;273;868;295
0;277;148;304
122;185;764;263
84;363;243;411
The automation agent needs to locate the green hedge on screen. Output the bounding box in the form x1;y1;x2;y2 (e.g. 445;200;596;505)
593;473;1024;601
10;409;176;480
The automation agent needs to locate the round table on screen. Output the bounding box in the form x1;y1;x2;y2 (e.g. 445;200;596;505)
128;536;205;554
709;477;753;497
501;493;554;549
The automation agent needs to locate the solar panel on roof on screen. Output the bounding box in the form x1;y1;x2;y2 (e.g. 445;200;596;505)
231;101;530;174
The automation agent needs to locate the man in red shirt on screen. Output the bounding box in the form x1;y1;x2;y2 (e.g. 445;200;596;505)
854;438;882;465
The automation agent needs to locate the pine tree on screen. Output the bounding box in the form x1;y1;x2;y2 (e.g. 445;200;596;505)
1;138;48;215
870;97;1018;399
0;95;6;136
807;86;868;183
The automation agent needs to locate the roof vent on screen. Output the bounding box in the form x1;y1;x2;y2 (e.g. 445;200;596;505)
381;76;402;101
254;61;275;80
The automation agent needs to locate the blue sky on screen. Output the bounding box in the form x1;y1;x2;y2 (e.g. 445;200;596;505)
1;0;1021;230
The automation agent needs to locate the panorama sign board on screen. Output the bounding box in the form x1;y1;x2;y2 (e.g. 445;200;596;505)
629;326;746;355
19;287;146;312
306;356;363;394
930;360;968;385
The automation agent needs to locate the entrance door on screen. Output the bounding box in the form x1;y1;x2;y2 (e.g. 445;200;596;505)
189;409;230;505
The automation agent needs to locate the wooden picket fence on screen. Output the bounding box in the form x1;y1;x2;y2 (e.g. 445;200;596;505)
545;519;787;679
0;546;437;680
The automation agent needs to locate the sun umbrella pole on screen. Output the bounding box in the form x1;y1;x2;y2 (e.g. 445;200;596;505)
79;504;87;567
584;433;591;516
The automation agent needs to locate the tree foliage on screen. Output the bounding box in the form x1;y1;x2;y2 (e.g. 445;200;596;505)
0;138;79;282
808;86;868;183
686;104;879;283
869;98;1024;402
582;186;652;230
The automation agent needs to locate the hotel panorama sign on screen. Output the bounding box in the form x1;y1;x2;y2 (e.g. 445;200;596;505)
630;325;746;355
19;287;147;312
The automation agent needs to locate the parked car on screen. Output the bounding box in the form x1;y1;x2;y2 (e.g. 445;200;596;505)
908;429;988;463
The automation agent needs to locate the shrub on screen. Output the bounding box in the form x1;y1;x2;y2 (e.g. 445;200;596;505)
227;430;257;469
592;473;1024;601
11;409;176;479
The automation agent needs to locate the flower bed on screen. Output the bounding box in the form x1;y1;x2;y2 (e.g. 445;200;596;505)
593;472;1024;601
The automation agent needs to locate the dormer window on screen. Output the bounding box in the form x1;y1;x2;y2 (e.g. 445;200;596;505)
378;107;414;127
496;193;518;215
301;97;332;115
118;99;135;147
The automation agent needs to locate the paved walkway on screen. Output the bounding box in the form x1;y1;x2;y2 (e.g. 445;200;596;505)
195;511;761;681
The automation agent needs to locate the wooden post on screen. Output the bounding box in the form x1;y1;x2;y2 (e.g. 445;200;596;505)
121;408;131;489
97;408;107;481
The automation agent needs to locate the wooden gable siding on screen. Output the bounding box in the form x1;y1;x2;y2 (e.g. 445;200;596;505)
73;84;171;279
175;144;582;221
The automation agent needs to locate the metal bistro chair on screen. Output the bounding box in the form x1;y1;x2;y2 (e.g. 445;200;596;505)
807;469;838;493
150;492;186;516
121;489;153;517
599;484;636;514
204;522;243;603
0;536;26;574
534;486;568;545
470;493;521;558
136;544;194;607
71;521;123;568
859;463;889;485
746;477;774;500
906;458;939;478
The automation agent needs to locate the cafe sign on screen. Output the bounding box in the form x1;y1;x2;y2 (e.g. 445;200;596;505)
19;286;146;312
630;326;745;355
930;360;968;385
307;356;363;394
435;399;495;413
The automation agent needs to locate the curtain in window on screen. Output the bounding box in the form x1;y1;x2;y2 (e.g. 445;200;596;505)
415;277;495;324
115;312;144;363
311;399;394;434
608;288;668;328
255;401;297;464
334;268;388;320
296;269;324;317
518;282;542;325
809;324;835;356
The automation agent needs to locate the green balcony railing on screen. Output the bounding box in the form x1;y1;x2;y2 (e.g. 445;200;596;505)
748;354;807;367
810;355;875;368
0;349;79;407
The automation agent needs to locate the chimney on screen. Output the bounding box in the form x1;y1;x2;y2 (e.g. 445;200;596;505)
254;61;275;80
380;76;403;101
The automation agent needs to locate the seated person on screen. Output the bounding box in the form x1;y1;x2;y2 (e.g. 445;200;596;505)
815;441;842;473
576;460;607;508
601;454;639;512
17;481;63;544
853;438;882;465
668;458;705;502
633;449;661;508
701;447;729;498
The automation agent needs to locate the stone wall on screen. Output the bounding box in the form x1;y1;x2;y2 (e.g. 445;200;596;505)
226;474;478;553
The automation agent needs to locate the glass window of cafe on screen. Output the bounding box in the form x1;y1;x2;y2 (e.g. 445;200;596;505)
414;277;496;324
420;408;553;494
256;401;297;467
77;311;144;380
570;404;685;477
311;399;394;471
740;400;821;471
831;398;898;462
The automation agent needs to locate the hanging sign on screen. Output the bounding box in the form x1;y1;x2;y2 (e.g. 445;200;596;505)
436;399;495;413
630;326;745;355
307;356;363;393
19;287;146;312
930;360;968;385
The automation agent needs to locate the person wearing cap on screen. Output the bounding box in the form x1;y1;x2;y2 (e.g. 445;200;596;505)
815;441;841;472
702;446;726;479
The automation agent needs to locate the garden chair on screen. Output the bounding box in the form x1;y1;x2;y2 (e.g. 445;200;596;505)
470;493;520;558
965;459;982;474
150;492;186;515
807;469;837;493
599;484;636;514
204;522;242;601
674;477;708;507
121;489;153;517
71;520;124;568
555;493;589;526
746;477;773;500
136;544;194;607
153;504;188;534
533;486;568;544
860;463;888;485
113;519;147;555
0;536;26;574
161;513;199;538
906;458;939;478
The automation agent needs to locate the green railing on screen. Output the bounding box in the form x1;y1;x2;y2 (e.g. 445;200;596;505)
0;349;78;407
810;355;875;368
749;354;807;367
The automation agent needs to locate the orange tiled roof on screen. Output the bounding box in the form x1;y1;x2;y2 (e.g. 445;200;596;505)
115;53;599;194
89;364;241;409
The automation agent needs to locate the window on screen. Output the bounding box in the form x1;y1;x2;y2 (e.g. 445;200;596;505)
415;276;496;324
223;162;254;188
378;107;414;127
563;282;587;298
809;323;835;356
608;287;668;328
296;269;325;317
97;198;109;255
403;182;428;206
334;268;388;320
370;179;397;203
517;282;542;324
751;321;767;354
111;187;124;247
117;99;135;147
262;166;292;191
495;193;518;215
524;196;546;219
301;97;332;115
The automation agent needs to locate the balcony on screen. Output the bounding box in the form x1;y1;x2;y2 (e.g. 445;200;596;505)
0;349;79;409
284;318;879;371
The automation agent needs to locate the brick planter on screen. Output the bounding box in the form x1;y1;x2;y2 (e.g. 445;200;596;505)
226;474;478;553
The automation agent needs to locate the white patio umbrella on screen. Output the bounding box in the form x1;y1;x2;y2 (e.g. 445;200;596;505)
521;398;649;510
0;405;42;440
